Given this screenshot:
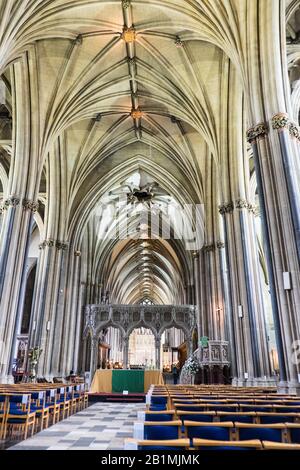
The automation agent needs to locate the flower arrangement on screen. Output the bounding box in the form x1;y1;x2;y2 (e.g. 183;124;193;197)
27;347;43;382
184;355;200;375
179;354;200;384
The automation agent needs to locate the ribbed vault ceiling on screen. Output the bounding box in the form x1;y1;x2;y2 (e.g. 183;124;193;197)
0;0;299;304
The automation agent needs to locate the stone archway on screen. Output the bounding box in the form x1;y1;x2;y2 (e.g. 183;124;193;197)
84;304;196;378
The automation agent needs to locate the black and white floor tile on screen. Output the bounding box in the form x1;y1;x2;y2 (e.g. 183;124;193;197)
9;403;144;450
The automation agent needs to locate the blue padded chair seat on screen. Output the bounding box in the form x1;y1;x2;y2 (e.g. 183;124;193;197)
258;414;297;424
275;407;300;413
151;397;168;403
186;425;231;440
8;410;32;416
218;414;255;423
145;414;174;422
282;402;300;406
144;425;180;440
240;406;272;412
149;405;167;411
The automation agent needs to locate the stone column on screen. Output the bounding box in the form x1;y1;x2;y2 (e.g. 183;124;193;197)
217;239;238;378
155;336;161;370
0;55;41;383
29;239;69;379
89;336;98;382
192;251;202;345
59;248;83;375
219;200;273;386
241;0;300;393
247;124;300;392
201;244;225;342
186;335;194;358
123;336;129;369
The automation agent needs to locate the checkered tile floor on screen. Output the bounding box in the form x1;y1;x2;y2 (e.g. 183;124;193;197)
9;403;144;450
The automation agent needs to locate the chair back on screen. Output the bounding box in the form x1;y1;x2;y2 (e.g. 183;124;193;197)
184;420;234;440
235;422;286;443
144;420;181;440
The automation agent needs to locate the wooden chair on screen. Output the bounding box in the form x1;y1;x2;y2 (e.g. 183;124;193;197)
30;391;49;431
46;388;60;424
66;386;77;415
184;421;234;441
73;385;83;412
56;387;70;420
0;394;8;439
286;423;300;443
142;420;182;440
234;422;287;443
3;394;36;440
144;410;176;421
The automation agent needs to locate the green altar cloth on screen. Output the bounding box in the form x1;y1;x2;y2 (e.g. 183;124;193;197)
112;370;144;393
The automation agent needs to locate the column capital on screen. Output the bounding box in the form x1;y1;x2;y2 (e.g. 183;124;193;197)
192;250;200;259
216;241;225;249
3;195;21;208
289;122;300;140
272;113;289;131
203;243;215;253
271;113;300;141
235;198;249;210
218;202;234;215
248;203;259;216
22;199;39;213
246;123;268;143
56;240;69;251
38;239;69;250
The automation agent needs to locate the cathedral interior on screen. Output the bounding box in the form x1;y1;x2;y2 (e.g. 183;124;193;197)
1;0;300;454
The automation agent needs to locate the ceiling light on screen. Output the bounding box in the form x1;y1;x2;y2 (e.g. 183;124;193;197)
122;27;136;43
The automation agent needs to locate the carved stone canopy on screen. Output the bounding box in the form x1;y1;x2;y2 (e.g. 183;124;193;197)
84;304;197;341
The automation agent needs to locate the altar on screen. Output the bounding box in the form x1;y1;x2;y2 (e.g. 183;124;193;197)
90;369;164;393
